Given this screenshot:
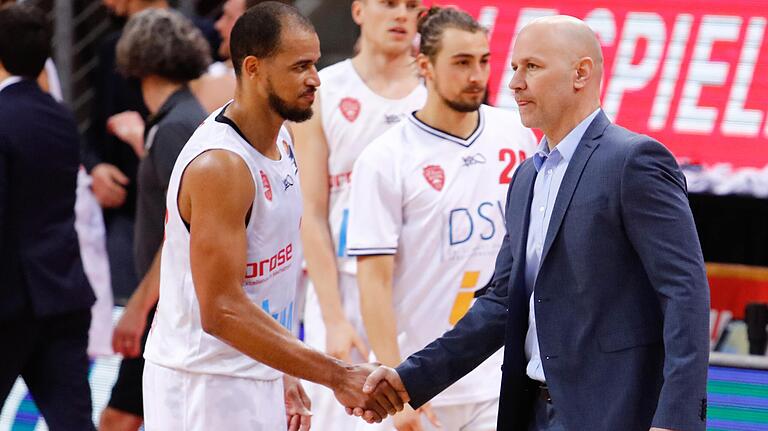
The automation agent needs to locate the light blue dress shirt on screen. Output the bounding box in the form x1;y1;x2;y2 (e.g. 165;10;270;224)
524;108;601;382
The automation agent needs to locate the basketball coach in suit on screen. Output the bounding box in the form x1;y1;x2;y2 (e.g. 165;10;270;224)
0;4;96;429
360;16;710;431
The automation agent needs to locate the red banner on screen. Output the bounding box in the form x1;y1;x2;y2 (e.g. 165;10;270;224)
442;0;768;168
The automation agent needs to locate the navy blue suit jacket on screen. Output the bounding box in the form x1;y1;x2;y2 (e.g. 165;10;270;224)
396;111;710;431
0;79;94;320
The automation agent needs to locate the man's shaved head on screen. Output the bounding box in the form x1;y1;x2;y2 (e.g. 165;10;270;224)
509;15;603;144
524;15;603;77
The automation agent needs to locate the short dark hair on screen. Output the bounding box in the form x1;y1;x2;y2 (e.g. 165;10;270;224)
116;8;211;82
0;4;50;77
246;0;292;8
229;1;314;76
417;6;485;61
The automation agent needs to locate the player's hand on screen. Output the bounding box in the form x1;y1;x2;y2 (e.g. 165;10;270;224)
107;111;145;157
346;365;411;424
333;363;404;423
111;296;148;357
91;163;129;208
325;319;369;362
284;375;311;431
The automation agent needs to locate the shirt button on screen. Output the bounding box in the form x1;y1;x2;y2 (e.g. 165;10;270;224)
545;356;550;360
547;169;553;175
539;206;545;212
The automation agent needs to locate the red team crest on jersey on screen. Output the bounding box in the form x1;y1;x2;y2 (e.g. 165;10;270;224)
339;97;361;122
423;165;445;191
260;170;272;201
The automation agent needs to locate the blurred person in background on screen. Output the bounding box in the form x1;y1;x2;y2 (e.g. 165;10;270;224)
189;0;244;113
85;0;219;307
98;8;211;431
292;0;426;428
0;0;62;99
84;0;165;310
0;4;96;429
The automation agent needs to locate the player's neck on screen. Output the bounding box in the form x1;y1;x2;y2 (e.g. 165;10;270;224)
226;93;283;160
351;48;419;99
416;99;479;140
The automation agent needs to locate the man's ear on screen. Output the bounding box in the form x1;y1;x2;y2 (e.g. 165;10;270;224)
573;56;594;90
351;0;363;26
241;55;261;81
416;53;433;82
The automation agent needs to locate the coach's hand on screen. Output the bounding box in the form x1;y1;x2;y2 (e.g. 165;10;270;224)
333;363;404;423
112;296;147;357
91;163;129;208
284;375;311;431
107;110;145;157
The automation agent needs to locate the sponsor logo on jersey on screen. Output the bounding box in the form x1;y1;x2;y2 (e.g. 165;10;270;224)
282;139;299;174
245;243;293;280
442;200;507;261
385;114;404;124
283;174;295;191
261;299;295;331
448;201;505;246
329;171;352;190
260;170;272;201
423;165;445;191
462;153;487;167
339;97;361;122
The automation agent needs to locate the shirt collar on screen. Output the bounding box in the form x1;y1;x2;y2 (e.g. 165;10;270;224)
533;108;601;172
146;86;193;129
0;76;23;94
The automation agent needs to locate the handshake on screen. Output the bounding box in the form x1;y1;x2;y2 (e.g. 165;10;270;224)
330;363;409;423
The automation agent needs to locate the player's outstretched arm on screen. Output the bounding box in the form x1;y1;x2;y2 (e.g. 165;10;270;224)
292;97;369;362
179;149;396;420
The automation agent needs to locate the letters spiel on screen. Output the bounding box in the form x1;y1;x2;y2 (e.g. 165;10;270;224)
453;0;768;168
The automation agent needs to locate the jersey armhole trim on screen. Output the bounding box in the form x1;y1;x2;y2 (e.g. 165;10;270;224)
347;247;397;256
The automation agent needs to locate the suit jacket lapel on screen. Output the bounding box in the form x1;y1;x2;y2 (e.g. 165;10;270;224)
539;111;610;266
509;161;537;298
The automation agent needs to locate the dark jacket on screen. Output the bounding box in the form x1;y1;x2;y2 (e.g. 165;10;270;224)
0;79;95;320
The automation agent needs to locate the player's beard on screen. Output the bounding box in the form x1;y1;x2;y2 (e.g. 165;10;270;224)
435;77;485;113
266;79;314;122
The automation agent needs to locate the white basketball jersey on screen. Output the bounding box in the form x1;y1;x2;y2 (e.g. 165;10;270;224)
320;59;426;275
347;105;537;405
144;104;303;381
